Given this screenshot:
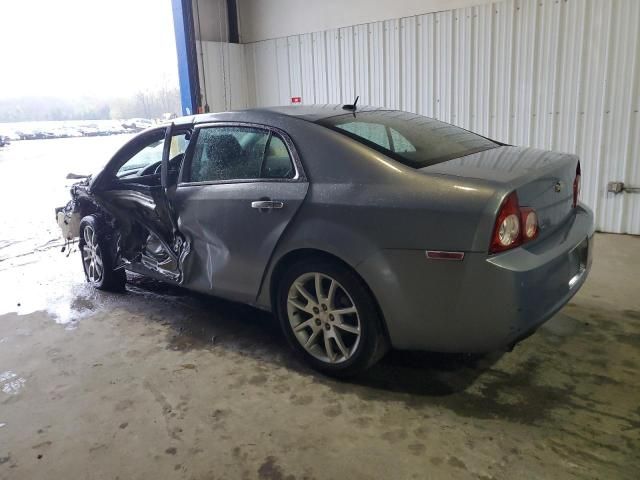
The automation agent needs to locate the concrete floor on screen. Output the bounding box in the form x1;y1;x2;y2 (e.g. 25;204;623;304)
0;233;638;479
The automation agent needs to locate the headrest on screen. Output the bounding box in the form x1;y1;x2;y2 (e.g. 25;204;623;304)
206;134;242;164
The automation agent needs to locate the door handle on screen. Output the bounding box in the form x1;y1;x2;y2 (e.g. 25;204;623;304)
251;200;284;209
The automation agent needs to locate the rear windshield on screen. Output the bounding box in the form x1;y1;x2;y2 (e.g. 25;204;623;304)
317;111;499;168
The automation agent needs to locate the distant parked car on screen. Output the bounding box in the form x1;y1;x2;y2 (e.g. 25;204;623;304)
122;118;154;131
16;130;37;140
105;124;126;135
61;127;83;138
56;105;594;377
79;126;100;137
3;131;20;142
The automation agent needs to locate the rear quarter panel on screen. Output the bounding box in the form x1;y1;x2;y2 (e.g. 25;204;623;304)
255;122;500;308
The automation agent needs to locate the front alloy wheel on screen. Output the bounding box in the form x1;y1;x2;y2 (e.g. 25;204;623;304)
78;215;126;292
82;224;103;283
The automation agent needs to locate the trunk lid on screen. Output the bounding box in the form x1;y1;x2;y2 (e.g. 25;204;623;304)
421;146;579;235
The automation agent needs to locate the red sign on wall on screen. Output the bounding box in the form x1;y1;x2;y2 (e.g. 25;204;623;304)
291;97;302;104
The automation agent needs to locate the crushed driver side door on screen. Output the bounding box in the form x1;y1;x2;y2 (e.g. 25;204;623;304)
90;123;190;282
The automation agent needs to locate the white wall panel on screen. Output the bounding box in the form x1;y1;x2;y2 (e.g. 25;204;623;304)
242;0;640;234
326;29;342;104
312;31;328;104
370;23;385;106
417;14;436;118
238;0;495;43
300;34;316;104
197;42;249;112
354;24;371;105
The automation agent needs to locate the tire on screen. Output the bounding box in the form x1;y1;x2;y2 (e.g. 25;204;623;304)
78;215;126;292
276;258;389;377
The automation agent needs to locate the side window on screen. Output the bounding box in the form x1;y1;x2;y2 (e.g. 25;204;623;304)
117;131;189;178
117;137;163;177
190;126;295;182
390;128;416;153
262;135;294;179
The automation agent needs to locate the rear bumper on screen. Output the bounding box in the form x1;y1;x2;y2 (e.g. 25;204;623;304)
357;205;595;353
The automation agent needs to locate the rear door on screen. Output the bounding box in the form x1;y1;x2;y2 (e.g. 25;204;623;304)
174;123;309;302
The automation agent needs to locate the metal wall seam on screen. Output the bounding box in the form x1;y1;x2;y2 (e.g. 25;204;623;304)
300;33;316;104
474;4;492;136
368;23;383;107
354;24;370;105
626;1;640;233
326;29;341;104
339;26;356;102
311;31;328;104
385;19;401;109
400;17;417;114
242;0;640;234
287;36;302;102
600;0;639;232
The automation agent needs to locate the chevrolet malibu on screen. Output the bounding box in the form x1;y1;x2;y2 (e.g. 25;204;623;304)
56;105;594;377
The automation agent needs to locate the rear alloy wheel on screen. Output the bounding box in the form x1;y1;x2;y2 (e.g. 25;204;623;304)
278;260;388;377
287;272;361;364
78;215;126;292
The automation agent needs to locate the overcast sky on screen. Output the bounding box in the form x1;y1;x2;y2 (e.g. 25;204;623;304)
0;0;179;99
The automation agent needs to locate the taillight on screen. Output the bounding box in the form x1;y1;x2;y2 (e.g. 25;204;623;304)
490;192;538;254
521;208;538;240
573;162;581;208
490;192;521;253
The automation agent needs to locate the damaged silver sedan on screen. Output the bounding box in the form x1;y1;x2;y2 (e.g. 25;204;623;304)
57;105;594;376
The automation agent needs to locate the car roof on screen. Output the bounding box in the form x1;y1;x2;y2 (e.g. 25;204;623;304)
189;104;388;125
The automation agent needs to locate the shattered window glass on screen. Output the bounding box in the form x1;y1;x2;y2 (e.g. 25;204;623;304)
190;127;294;182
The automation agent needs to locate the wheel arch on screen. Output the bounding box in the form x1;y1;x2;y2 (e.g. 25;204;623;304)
266;248;391;344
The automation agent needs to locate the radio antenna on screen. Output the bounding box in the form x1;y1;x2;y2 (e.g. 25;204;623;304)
342;95;359;117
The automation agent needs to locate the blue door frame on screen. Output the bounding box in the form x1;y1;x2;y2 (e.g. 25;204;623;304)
171;0;199;115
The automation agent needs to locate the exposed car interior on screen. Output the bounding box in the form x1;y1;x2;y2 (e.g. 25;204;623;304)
115;130;190;187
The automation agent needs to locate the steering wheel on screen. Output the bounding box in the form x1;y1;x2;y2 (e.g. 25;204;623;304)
154;154;185;175
138;160;161;176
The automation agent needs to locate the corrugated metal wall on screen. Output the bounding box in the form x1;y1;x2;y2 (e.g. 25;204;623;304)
198;41;250;112
243;0;640;234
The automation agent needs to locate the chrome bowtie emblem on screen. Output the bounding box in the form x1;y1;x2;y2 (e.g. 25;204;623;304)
554;181;563;192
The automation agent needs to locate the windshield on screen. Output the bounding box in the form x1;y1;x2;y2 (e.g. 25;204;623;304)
317;111;499;168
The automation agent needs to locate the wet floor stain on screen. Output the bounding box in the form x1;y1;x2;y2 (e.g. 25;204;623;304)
623;309;640;321
257;456;296;480
407;443;426;456
447;456;467;469
0;371;26;395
